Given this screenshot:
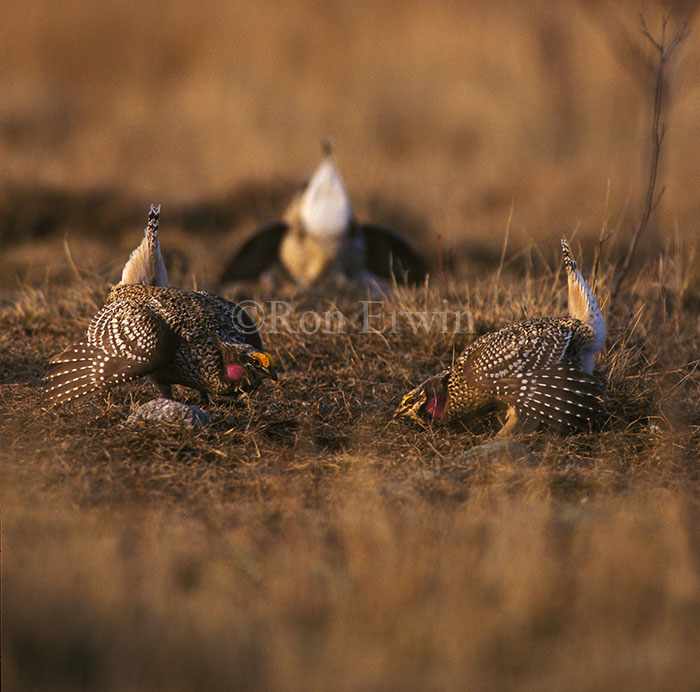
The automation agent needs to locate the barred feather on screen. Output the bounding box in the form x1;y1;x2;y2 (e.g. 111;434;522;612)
44;309;177;405
498;365;606;432
44;339;147;404
44;339;103;404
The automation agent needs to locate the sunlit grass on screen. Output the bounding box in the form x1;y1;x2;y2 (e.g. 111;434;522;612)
3;1;700;690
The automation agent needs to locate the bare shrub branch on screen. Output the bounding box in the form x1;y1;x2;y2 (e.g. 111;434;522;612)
610;12;689;301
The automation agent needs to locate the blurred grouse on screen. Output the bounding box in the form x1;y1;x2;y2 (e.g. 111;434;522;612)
396;240;606;435
44;205;276;405
218;140;427;288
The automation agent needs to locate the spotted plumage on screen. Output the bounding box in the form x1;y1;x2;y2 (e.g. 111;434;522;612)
396;240;607;435
44;206;276;406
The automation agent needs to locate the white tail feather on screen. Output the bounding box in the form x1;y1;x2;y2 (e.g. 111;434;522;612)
561;239;606;372
119;204;169;287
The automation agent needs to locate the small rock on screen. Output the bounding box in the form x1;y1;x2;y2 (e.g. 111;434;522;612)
127;398;211;428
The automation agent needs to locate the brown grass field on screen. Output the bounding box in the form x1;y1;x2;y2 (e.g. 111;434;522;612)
3;1;700;690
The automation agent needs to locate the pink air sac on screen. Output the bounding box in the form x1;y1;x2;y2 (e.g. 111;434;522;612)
226;363;246;381
425;394;446;419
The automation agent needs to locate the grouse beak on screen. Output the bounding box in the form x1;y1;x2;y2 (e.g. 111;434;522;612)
251;352;278;382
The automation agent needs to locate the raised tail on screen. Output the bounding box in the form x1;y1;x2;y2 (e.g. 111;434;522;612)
561;239;606;370
119;204;169;287
498;364;607;433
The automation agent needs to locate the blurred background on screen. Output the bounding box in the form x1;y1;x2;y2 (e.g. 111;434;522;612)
1;0;699;282
4;5;700;690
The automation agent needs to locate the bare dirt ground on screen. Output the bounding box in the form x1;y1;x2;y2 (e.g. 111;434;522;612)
3;1;700;690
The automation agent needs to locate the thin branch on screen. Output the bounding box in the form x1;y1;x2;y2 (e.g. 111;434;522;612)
610;14;688;301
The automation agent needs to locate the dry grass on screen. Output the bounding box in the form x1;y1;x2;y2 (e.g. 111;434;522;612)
3;1;700;690
4;242;700;691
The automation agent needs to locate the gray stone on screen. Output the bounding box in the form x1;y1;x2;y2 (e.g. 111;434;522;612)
127;398;211;428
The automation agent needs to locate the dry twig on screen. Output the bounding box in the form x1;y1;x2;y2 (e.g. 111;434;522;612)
611;12;689;301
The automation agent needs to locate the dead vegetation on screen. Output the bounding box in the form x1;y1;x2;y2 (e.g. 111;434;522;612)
4;231;700;691
3;1;700;691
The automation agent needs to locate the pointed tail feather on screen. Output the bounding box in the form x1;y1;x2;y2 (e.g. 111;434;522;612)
44;334;159;405
560;238;577;275
561;238;605;358
498;365;607;433
119;204;169;287
44;338;106;404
